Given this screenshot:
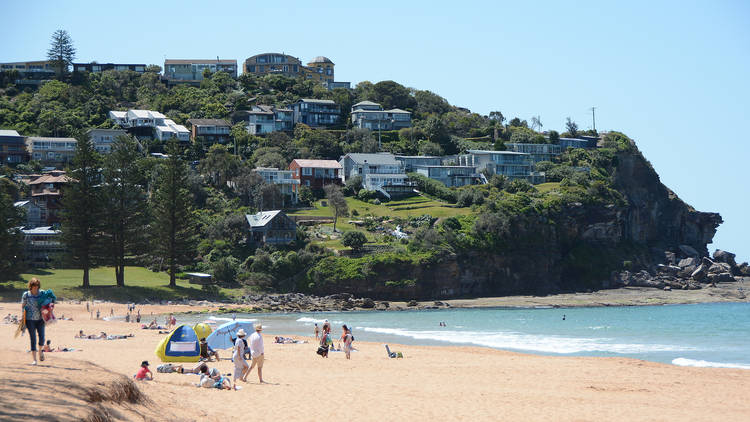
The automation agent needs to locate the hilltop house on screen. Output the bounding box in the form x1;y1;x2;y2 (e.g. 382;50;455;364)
458;150;543;183
25;137;77;165
0;129;28;163
338;153;409;192
73;63;146;73
350;101;411;130
413;165;480;187
27;171;71;225
163;59;237;85
108;109;189;142
289;159;342;191
243;53;338;85
87;128;127;154
395;155;443;172
254;167;299;205
234;105;294;135
187;119;231;143
245;210;297;246
291;99;340;127
505;143;562;164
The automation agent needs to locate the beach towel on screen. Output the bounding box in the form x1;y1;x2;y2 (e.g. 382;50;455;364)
14;311;26;338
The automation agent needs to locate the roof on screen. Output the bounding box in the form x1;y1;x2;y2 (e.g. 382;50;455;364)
128;109;166;119
13;200;30;207
22;226;60;235
466;149;528;155
164;59;237;65
245;210;284;228
308;56;333;64
363;173;408;178
352;101;379;107
395;155;441;159
0;129;21;137
298;98;336;104
26;137;77;142
386;108;411;114
87;128;126;133
186;272;212;278
342;153;399;166
109;111;127;118
29;173;71;185
187;119;231;127
291;159;342;169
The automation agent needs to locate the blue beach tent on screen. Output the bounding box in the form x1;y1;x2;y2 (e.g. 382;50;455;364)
155;325;200;362
205;321;255;350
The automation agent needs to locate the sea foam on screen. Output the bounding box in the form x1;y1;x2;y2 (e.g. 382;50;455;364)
356;326;697;355
671;358;750;369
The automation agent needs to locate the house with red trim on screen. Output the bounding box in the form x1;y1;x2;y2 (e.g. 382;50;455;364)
289;159;342;192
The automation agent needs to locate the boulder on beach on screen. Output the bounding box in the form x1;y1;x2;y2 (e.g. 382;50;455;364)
712;250;737;267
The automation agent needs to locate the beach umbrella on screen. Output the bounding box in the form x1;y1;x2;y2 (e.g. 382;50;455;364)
193;322;213;340
205;321;254;350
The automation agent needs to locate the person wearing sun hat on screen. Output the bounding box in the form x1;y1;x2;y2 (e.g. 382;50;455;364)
245;323;265;383
232;329;249;389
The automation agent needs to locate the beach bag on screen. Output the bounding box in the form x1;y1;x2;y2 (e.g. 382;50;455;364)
316;345;328;356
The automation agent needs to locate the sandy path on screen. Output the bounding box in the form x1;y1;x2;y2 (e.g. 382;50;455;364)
1;301;749;421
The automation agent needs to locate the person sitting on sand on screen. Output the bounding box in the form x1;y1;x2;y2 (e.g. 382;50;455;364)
134;361;153;380
198;364;231;389
76;330;85;338
199;338;219;361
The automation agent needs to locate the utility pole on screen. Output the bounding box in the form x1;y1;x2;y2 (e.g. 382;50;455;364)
590;107;597;132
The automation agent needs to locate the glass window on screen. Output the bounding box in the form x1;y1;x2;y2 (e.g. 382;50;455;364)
302;167;312;176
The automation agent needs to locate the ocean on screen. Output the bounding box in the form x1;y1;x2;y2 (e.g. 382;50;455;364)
181;302;750;369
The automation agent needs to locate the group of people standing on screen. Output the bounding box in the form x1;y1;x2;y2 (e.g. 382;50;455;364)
315;321;354;359
232;324;265;389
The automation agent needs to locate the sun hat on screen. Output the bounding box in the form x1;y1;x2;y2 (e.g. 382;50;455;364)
237;329;247;337
141;360;149;366
255;324;262;331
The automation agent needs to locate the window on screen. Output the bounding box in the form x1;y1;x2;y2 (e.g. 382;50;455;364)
302;167;312;176
305;180;310;186
259;65;264;72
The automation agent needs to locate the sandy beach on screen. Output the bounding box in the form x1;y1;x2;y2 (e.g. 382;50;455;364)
2;300;749;422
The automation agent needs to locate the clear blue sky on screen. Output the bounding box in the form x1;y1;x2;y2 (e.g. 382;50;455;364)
2;0;749;261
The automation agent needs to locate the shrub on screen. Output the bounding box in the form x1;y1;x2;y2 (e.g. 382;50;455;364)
342;231;368;250
357;189;377;201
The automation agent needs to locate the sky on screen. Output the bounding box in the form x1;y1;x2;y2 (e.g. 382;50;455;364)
2;0;749;261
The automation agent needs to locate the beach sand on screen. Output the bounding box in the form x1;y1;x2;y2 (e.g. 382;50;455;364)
1;300;749;421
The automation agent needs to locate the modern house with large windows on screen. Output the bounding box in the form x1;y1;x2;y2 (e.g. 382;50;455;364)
254;167;299;205
186;119;231;143
339;153;406;188
0;61;56;86
291;99;340;127
0;129;28;163
87;128;127;154
413;165;481;187
505;143;562;164
108;109;189;142
458;150;539;182
25;137;77;165
350;101;411;130
73;63;146;73
243;53;335;84
163;59;237;85
234;105;294;135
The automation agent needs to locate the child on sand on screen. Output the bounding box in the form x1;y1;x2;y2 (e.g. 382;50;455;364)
134;361;153;380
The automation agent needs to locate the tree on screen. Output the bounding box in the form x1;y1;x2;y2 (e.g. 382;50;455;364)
565;117;579;137
323;184;348;232
60;134;102;288
489;111;505;124
0;190;24;281
151;140;197;287
199;144;241;188
531;115;543;132
101;136;148;286
342;231;367;250
46;29;76;76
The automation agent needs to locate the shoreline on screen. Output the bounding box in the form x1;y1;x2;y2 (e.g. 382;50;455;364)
3;300;750;421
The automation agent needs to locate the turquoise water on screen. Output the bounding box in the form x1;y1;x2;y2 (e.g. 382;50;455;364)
182;302;750;368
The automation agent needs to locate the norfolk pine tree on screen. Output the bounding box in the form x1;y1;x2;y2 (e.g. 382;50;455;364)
46;29;76;76
101;136;148;287
151;140;196;287
61;135;102;288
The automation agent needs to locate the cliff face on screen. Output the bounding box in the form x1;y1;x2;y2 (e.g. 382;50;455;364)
309;149;724;300
612;152;722;256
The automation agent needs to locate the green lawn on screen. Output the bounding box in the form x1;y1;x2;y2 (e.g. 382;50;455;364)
0;267;243;302
290;195;472;219
535;182;561;193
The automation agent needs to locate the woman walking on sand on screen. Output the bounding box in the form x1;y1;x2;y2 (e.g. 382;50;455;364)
21;278;46;365
233;329;249;389
342;324;353;360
